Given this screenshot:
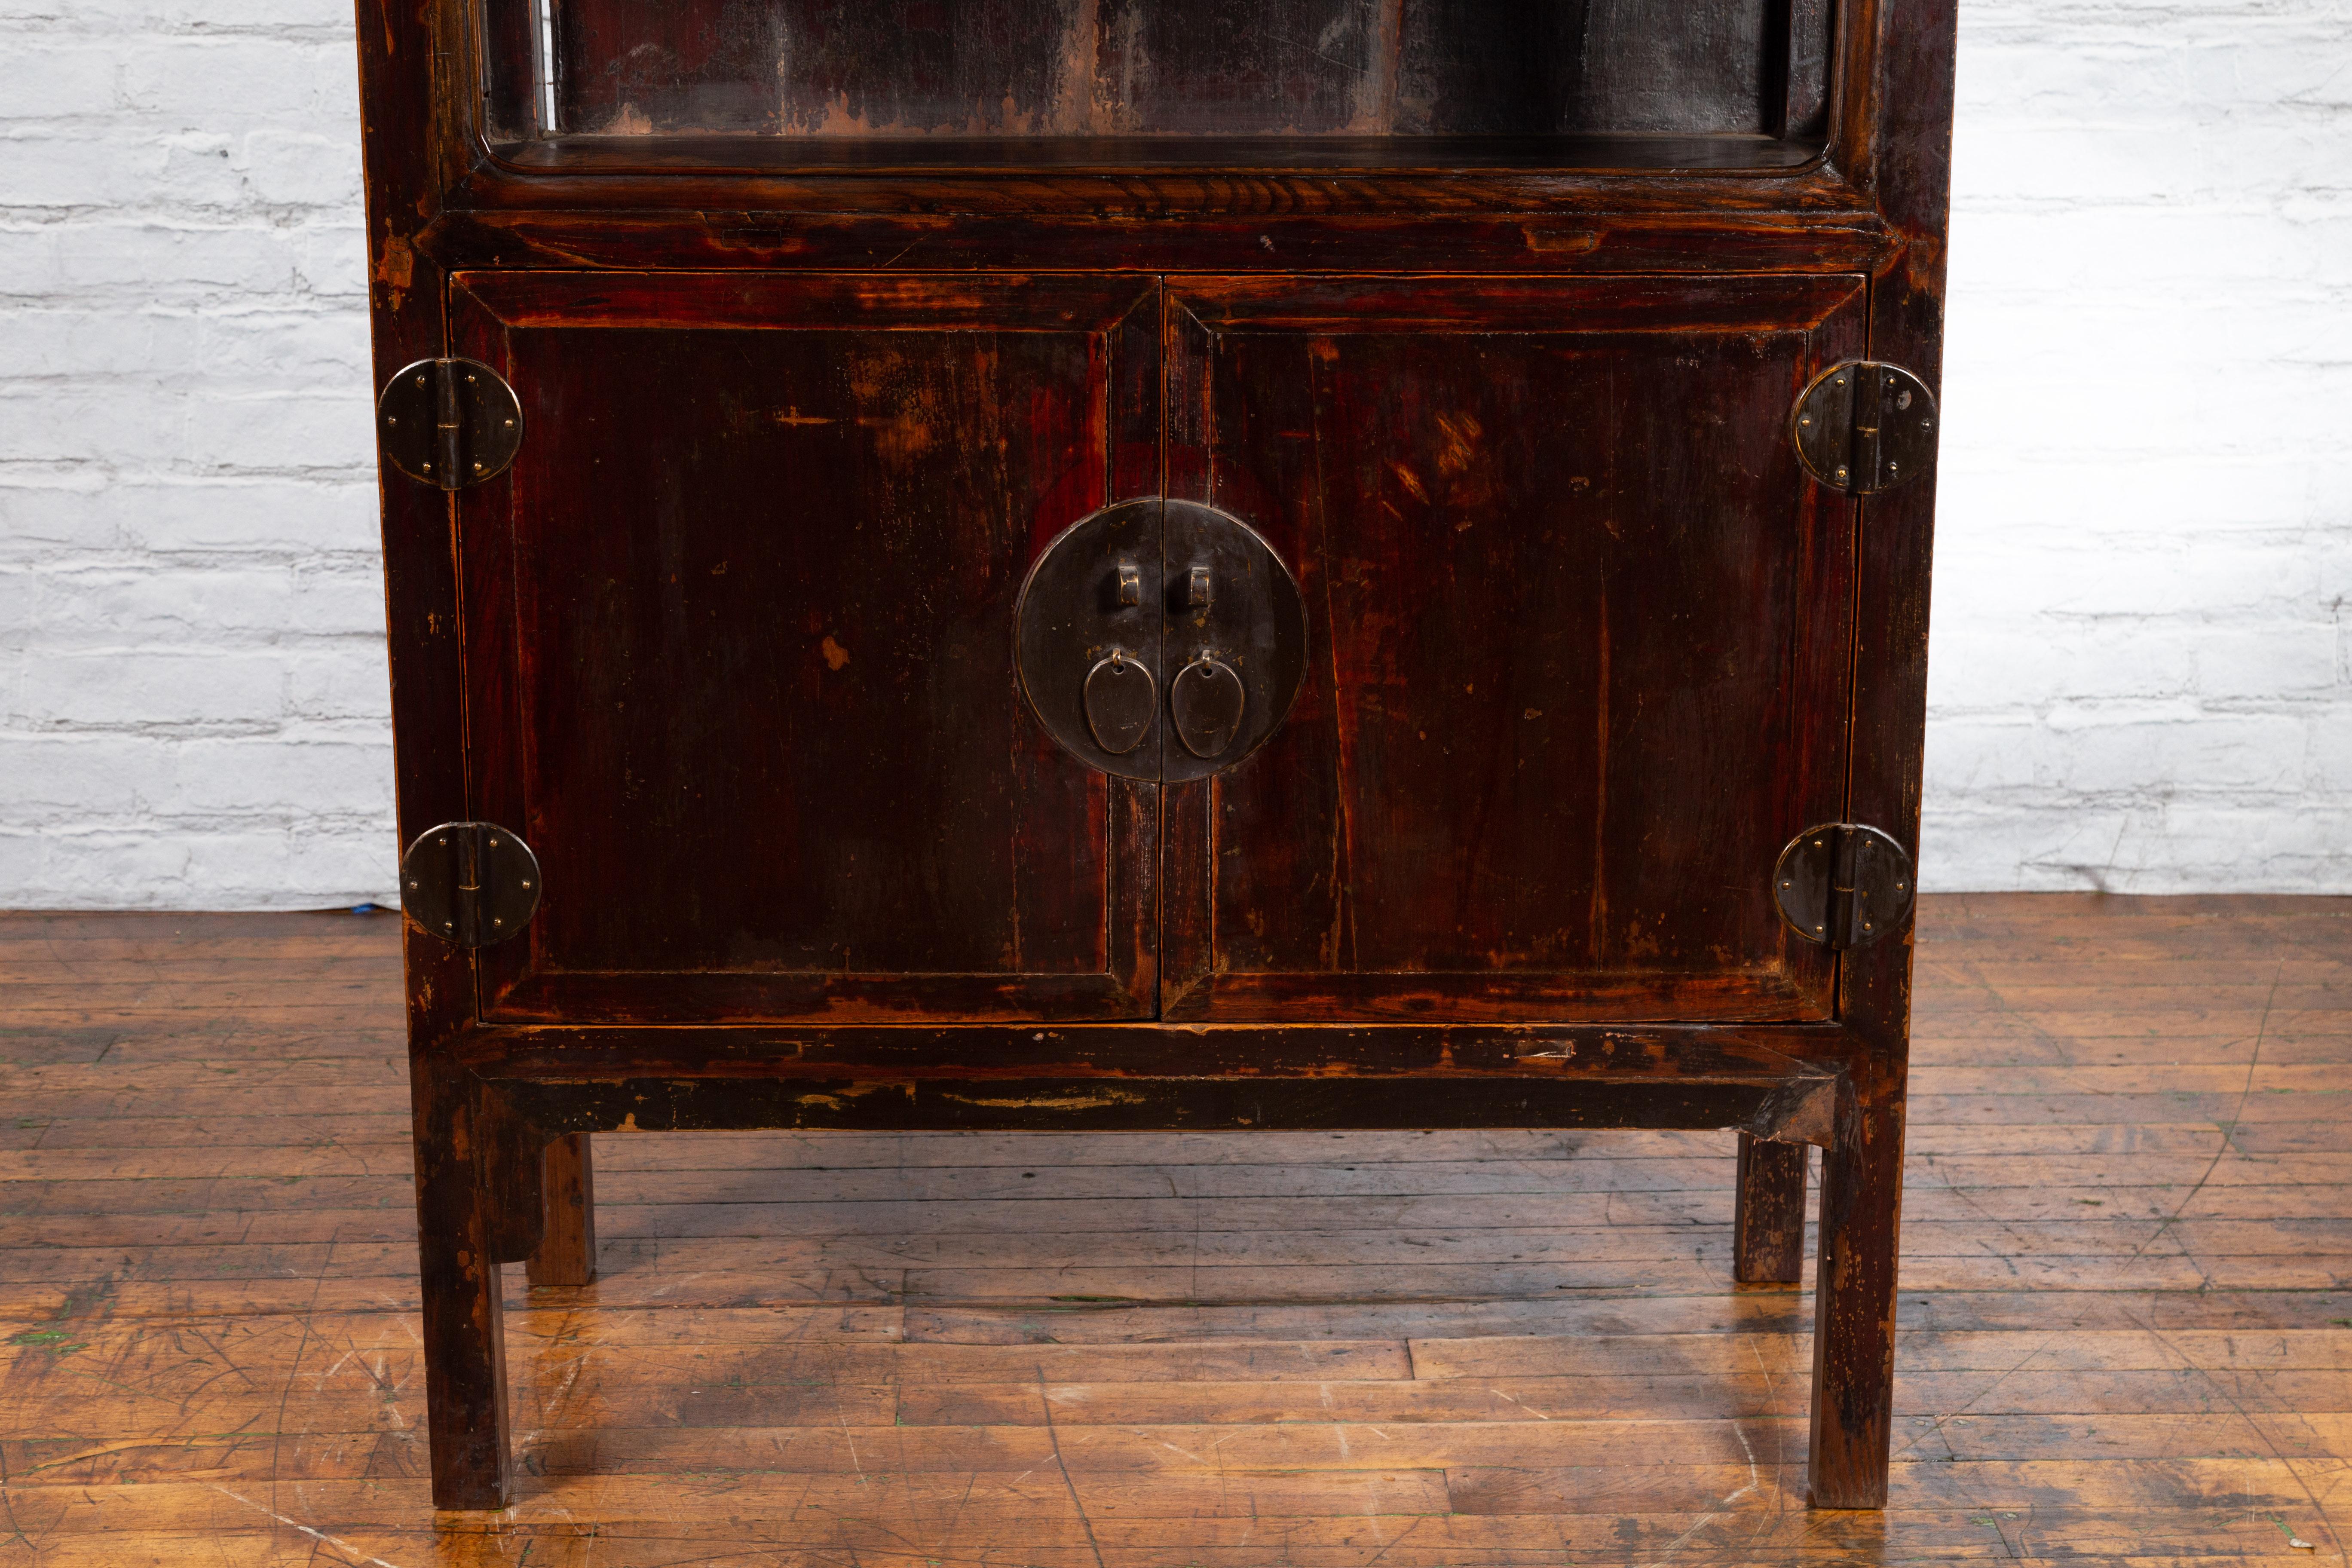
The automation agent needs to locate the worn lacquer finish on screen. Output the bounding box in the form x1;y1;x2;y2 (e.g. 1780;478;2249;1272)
524;1131;595;1286
447;273;1160;1024
352;0;1952;1511
1735;1132;1809;1283
1161;275;1863;1023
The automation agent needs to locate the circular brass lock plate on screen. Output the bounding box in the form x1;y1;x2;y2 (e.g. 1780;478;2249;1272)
1014;498;1307;782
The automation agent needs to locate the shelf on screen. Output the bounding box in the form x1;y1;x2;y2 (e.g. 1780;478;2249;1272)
485;132;1829;178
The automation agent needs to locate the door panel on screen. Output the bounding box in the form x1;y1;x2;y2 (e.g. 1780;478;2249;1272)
1162;275;1865;1023
451;273;1159;1023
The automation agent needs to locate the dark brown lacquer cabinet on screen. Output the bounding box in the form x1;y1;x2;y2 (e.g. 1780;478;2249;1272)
354;0;1953;1512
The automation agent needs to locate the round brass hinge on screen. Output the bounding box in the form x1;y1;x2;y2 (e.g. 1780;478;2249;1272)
1773;822;1916;950
377;358;523;490
1791;360;1937;496
400;821;542;948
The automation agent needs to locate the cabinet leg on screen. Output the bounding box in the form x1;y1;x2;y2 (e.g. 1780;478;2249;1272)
1805;1082;1905;1509
412;1076;514;1510
527;1132;597;1288
1733;1134;1808;1283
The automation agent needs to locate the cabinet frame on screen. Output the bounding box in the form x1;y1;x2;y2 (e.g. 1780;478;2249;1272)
358;0;1954;1518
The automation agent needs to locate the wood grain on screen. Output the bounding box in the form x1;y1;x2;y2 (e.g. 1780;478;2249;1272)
448;270;1161;1026
1158;274;1861;1024
3;895;2348;1559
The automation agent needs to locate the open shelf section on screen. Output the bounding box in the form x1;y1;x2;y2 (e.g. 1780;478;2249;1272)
481;1;1836;172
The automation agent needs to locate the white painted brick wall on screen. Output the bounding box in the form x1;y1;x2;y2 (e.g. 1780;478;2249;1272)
0;0;390;908
1931;0;2352;891
0;0;2346;906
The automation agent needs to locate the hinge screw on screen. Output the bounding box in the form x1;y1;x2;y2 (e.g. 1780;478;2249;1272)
414;374;425;386
521;880;532;889
386;415;398;425
1888;462;1899;475
472;461;484;472
1834;467;1847;482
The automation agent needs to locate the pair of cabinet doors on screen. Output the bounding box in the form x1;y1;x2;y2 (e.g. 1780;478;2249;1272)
447;270;1866;1029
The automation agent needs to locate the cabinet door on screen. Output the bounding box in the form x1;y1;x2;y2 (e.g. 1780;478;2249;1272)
450;273;1159;1023
1162;276;1865;1023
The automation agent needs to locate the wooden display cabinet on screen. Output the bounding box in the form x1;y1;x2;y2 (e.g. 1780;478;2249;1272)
353;0;1954;1512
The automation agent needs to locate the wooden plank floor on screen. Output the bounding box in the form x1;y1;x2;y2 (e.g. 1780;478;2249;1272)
2;895;2349;1565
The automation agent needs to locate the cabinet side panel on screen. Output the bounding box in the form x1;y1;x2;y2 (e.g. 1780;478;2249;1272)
356;0;481;1050
1810;0;1954;1505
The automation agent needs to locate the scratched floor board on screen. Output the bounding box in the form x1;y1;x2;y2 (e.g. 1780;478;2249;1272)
0;894;2348;1564
23;1222;2352;1298
34;1174;2346;1236
19;1350;2347;1442
13;1534;2333;1568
